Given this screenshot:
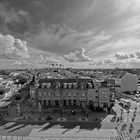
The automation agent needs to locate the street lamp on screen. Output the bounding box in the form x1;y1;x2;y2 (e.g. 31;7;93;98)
126;109;130;123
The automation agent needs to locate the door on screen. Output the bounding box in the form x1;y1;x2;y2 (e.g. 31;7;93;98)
73;99;77;106
55;100;59;106
68;99;71;106
43;100;46;106
63;100;66;106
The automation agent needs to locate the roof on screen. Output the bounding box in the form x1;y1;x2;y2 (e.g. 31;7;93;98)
37;78;94;89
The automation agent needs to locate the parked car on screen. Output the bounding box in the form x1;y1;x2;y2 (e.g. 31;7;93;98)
46;115;53;120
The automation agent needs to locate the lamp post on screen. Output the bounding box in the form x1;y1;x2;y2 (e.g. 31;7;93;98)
38;102;42;120
17;103;21;116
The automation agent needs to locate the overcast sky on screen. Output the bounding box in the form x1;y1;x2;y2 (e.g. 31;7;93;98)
0;0;140;69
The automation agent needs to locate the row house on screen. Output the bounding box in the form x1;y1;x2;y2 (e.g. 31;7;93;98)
29;78;114;109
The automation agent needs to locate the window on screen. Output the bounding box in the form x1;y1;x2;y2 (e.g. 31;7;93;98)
64;83;67;89
73;83;77;89
46;83;51;88
68;99;71;106
68;83;72;89
55;100;59;106
101;91;107;95
32;90;35;97
48;92;51;97
56;92;60;97
43;92;46;97
42;83;47;88
69;93;71;97
88;83;92;88
63;100;66;106
73;99;76;106
43;100;46;106
81;84;84;89
81;92;85;97
101;97;105;100
48;100;51;106
73;92;76;97
39;92;42;97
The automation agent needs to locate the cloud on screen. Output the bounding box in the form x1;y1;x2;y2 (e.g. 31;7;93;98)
104;59;113;64
40;54;61;63
135;52;140;59
89;60;104;66
0;0;140;68
115;53;136;60
28;24;112;56
115;53;129;60
0;34;29;59
129;53;135;58
114;0;140;14
63;48;92;62
0;3;29;24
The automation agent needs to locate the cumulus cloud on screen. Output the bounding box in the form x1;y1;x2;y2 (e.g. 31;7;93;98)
63;48;92;62
114;53;136;60
0;34;29;59
40;54;60;63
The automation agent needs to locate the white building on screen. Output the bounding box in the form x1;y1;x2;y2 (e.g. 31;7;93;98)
121;73;138;92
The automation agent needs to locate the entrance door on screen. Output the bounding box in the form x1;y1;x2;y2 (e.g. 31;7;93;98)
80;101;85;108
68;99;71;106
73;99;77;106
48;100;51;106
63;100;66;106
103;103;108;108
55;100;59;106
43;100;46;106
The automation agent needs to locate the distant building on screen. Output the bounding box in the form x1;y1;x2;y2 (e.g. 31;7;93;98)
29;78;115;110
121;73;138;93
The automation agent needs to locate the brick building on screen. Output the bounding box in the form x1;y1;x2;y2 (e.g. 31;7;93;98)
29;78;115;110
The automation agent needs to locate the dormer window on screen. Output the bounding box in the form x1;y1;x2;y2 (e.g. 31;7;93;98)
64;83;67;89
68;83;72;89
46;83;51;88
88;83;92;88
42;83;46;88
73;83;77;89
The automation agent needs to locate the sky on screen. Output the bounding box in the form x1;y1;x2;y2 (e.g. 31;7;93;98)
0;0;140;69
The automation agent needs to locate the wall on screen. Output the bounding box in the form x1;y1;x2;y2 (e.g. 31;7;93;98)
121;73;138;92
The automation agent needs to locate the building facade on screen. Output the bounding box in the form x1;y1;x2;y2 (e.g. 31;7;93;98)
29;78;115;110
121;73;138;92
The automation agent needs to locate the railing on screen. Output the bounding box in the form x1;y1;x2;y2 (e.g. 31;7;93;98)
0;135;118;140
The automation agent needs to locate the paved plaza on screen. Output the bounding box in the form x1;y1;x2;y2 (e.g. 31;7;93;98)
0;99;140;139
